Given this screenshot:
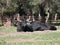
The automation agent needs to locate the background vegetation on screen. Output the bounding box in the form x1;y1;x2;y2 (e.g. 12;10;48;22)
0;0;60;27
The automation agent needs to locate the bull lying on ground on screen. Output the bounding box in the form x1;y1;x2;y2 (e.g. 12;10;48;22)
17;21;57;32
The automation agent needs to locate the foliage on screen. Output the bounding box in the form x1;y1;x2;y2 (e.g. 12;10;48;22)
0;0;60;15
0;0;18;14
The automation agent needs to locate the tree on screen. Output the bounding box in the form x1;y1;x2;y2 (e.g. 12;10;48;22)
41;0;58;24
0;0;6;25
0;0;60;27
0;0;18;27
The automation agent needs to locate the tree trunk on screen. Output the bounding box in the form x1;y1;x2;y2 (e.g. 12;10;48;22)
41;16;46;24
17;13;21;22
11;15;14;26
38;13;46;24
38;13;41;23
0;15;1;23
54;13;57;22
32;15;35;22
6;0;10;6
1;7;4;25
45;12;49;23
1;15;3;25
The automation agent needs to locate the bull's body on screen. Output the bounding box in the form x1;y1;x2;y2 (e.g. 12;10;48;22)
17;21;57;32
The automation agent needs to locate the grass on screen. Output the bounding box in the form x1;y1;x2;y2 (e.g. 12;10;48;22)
0;27;60;45
0;32;60;45
0;32;60;42
35;32;60;40
0;41;60;45
0;27;17;33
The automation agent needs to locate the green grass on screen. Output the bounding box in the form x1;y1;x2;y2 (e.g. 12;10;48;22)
0;27;17;33
0;27;60;45
0;32;60;45
0;32;60;40
0;41;60;45
35;33;60;41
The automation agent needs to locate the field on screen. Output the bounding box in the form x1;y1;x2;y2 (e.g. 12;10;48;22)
0;26;60;45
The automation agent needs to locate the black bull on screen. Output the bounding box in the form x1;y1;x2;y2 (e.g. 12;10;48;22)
17;21;57;32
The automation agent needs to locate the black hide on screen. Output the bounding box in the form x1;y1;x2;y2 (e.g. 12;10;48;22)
17;21;57;32
17;21;33;32
31;21;57;31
